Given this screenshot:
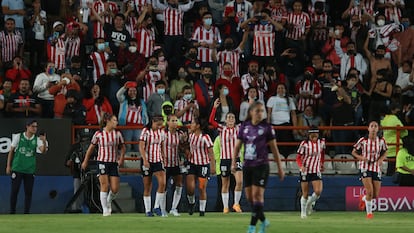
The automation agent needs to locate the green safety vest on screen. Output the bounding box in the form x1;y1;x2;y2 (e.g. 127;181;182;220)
11;133;38;174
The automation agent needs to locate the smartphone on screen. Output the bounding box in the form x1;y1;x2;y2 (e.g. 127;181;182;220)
104;42;109;48
53;32;59;39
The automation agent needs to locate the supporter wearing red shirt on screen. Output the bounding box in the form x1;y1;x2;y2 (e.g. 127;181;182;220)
215;62;242;113
118;38;146;81
5;56;31;92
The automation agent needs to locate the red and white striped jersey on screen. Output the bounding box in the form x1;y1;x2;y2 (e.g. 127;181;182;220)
297;138;325;174
224;1;253;31
124;0;150;14
47;36;66;70
135;27;155;58
218;124;239;160
253;23;275;57
379;0;404;23
354;136;388;173
295;79;322;112
192;26;221;63
126;105;144;125
286;12;310;40
164;7;184;36
93;0;119;38
189;133;213;165
217;48;241;77
125;16;138;38
240;73;268;101
268;6;287;23
90;51;108;83
0;30;23;63
310;12;328;41
139;128;165;163
363;0;375;16
174;99;199;123
65;36;81;60
163;130;183;167
143;70;162;102
92;129;125;163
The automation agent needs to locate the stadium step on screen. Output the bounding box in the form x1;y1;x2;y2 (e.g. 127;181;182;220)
115;182;136;213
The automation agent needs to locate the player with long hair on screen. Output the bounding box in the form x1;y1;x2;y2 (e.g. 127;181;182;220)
139;116;167;217
186;117;215;216
296;127;325;219
352;120;388;219
81;113;126;216
209;98;243;213
232;102;285;233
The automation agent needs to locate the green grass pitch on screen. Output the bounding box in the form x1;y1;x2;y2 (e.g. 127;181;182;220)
0;212;413;233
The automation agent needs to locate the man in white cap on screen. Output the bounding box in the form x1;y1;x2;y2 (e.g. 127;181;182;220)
47;21;66;73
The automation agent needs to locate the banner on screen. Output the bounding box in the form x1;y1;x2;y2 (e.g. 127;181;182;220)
346;186;414;211
0;119;72;176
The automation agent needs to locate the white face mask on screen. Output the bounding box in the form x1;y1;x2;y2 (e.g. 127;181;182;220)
334;29;341;36
377;19;385;26
128;46;137;53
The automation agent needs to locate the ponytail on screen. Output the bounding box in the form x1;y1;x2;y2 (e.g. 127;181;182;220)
100;112;114;129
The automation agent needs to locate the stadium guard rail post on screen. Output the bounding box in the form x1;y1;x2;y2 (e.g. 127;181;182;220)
72;125;414;174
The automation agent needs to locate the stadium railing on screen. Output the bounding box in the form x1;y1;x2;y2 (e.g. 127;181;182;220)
72;125;414;174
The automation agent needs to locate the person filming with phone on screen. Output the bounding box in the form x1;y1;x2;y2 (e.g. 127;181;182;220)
6;119;48;214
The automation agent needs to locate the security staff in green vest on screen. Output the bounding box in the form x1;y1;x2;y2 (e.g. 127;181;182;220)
6;119;48;214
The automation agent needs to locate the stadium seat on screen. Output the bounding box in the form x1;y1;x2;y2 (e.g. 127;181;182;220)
123;152;141;170
286;153;300;175
333;154;359;175
323;154;336;175
268;154;286;174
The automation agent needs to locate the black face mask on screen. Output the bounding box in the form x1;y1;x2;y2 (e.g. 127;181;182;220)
375;53;384;59
224;43;233;50
353;21;361;27
347;50;355;55
189;53;197;59
324;70;333;74
266;70;274;76
204;74;213;79
147;24;153;29
164;109;172;115
304;74;313;80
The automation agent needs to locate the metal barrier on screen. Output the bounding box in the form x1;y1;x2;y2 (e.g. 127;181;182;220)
72;125;414;174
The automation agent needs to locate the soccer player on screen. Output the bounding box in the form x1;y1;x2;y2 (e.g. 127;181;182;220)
209;98;243;214
232;101;285;233
163;114;186;216
352;120;388;219
186;118;215;216
139;116;167;217
81;113;126;217
296;127;325;219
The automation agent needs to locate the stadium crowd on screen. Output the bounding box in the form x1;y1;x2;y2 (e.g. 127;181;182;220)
1;0;414;164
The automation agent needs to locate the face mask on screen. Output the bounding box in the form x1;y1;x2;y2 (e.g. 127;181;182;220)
159;56;165;62
334;29;341;36
164;109;172;115
375;53;384;59
266;70;275;76
224;43;233;50
157;88;165;95
223;70;232;77
47;67;55;75
149;65;158;72
347;49;355;55
223;88;229;96
97;43;105;51
110;68;118;75
178;72;187;79
402;22;410;29
183;94;192;101
248;96;257;100
304;74;312;80
353;21;361;27
304;114;313;120
128;46;137;53
204;74;212;79
260;20;268;26
204;18;212;26
189;53;197;59
377;19;385;26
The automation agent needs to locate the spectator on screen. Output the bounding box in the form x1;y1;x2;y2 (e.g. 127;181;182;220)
377;0;405;23
26;0;47;74
192;2;209;30
89;37;111;83
266;82;297;156
96;58;126;115
83;84;113;125
123;1;139;38
63;90;86;125
47;21;66;73
279;47;305;93
1;0;25;40
241;60;268;102
368;14;402;59
0;79;13;111
5;56;31;92
364;41;392;87
310;53;324;77
396;60;413;96
170;67;193;101
224;0;253;42
0;18;24;70
285;0;310;53
381;102;408;176
6;79;41;118
294;67;322;113
68;56;90;94
335;40;367;81
322;22;349;68
215;62;242;114
309;1;328;55
91;0;119;39
344;73;364;126
155;49;168;78
194;66;215;119
393;16;414;64
147;80;171;117
239;86;266;122
117;81;148;152
64;22;85;68
211;84;235;124
138;55;164;102
135;8;156;59
48;73;81;118
174;85;199;125
32;62;61;118
264;63;285;100
396;136;414;186
184;46;202;82
296;105;325;141
118;38;147;82
124;0;152;16
368;69;393;122
349;14;369;55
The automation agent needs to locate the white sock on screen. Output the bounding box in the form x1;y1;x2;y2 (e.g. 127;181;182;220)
362;195;366;202
107;190;117;203
187;195;195;204
365;199;372;214
154;192;163;209
234;191;242;205
159;192;166;213
143;196;151;213
172;186;182;210
300;196;307;215
309;192;320;204
100;192;108;212
199;200;207;212
222;193;229;209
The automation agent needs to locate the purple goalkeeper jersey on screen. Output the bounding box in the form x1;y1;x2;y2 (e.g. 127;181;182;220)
238;120;276;167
